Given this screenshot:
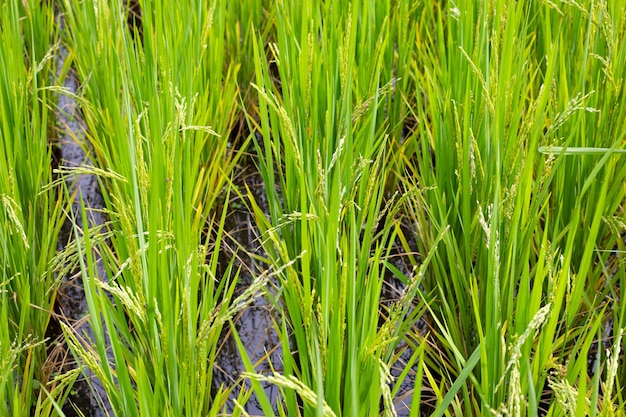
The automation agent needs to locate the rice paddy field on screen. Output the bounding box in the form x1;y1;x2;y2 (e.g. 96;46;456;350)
2;0;626;416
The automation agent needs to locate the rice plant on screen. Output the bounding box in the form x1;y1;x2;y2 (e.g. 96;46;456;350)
0;0;77;415
56;0;251;414
400;0;626;415
238;1;431;415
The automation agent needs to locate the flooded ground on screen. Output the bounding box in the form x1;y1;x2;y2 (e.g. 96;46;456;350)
213;159;285;414
51;16;113;417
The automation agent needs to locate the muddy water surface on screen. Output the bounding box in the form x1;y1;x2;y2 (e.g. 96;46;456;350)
53;17;113;417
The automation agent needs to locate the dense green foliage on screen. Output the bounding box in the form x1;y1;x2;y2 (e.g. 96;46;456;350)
0;1;76;415
1;0;625;416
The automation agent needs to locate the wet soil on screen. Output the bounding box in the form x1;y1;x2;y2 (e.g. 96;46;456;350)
49;14;113;417
213;154;284;414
